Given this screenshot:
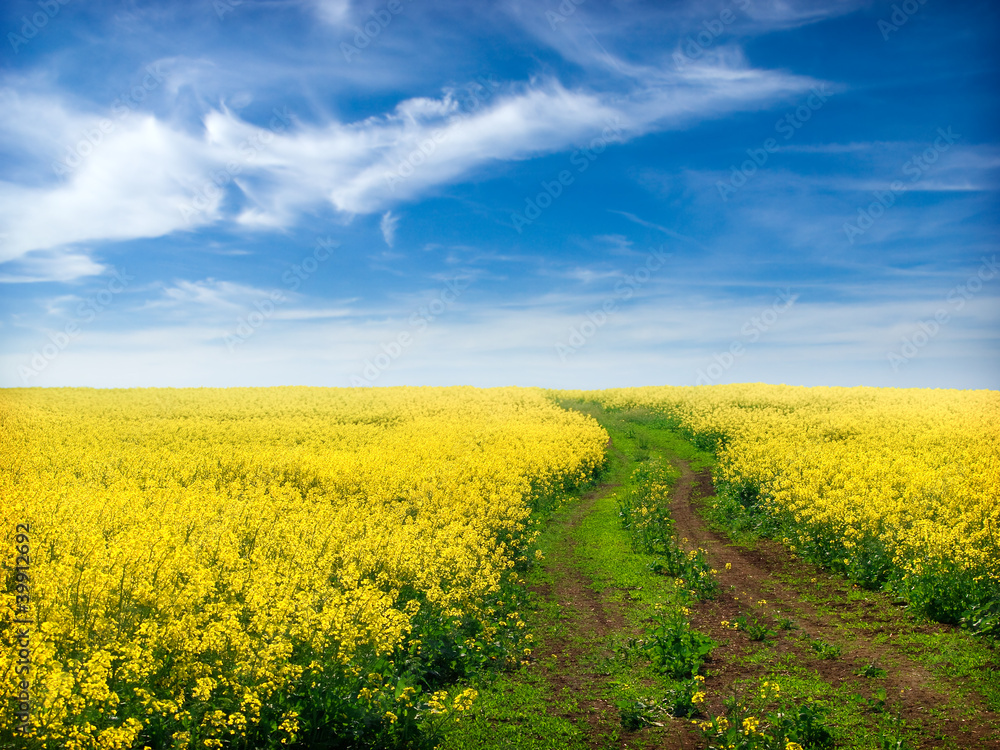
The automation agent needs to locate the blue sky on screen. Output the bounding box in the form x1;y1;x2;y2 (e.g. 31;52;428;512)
1;0;997;389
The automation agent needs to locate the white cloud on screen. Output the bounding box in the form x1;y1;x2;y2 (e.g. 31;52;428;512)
0;56;820;260
739;0;868;29
133;278;359;327
312;0;352;26
609;211;707;249
0;113;219;264
769;143;1000;192
208;63;819;219
154;279;268;311
4;285;997;390
543;266;623;284
779;141;899;154
380;211;399;247
0;249;106;283
505;0;866;78
272;307;354;321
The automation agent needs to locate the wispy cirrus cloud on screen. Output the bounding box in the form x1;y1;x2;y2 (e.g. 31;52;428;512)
0;112;217;264
0;60;820;265
380;211;400;247
0;0;995;390
4;280;995;389
0;249;106;283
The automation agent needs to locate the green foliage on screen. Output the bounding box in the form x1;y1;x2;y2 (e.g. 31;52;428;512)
733;614;777;642
863;688;889;713
615;680;708;728
705;488;780;541
809;639;842;660
962;595;1000;639
642;610;715;679
649;544;719;600
617;457;719;600
710;472;1000;639
872;697;916;750
894;560;1000;634
778;701;836;750
697;688;834;750
617;697;666;730
877;733;916;750
665;677;708;718
857;662;887;679
610;635;645;667
616;459;680;555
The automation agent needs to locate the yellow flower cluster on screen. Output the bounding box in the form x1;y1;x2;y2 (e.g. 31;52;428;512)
617;459;678;543
0;386;607;748
562;384;1000;584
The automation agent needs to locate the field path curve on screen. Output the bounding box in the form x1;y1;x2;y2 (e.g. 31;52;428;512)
530;485;631;745
527;445;704;749
669;460;1000;750
446;406;1000;750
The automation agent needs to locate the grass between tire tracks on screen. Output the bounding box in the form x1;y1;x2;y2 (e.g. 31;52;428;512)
442;401;1000;750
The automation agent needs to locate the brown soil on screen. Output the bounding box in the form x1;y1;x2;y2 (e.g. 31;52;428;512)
527;451;999;749
530;486;627;744
529;482;703;749
671;462;1000;750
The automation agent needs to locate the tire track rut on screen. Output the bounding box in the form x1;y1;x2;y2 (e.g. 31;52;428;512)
668;460;1000;749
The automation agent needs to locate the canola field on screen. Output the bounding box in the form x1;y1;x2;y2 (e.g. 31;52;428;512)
563;384;1000;628
0;387;606;749
4;384;999;750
